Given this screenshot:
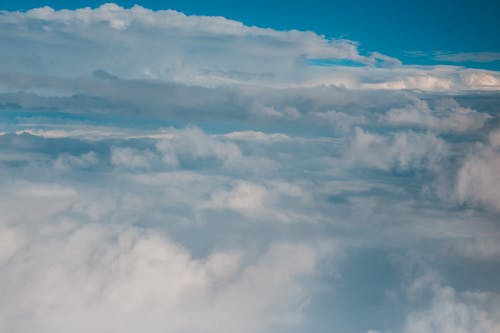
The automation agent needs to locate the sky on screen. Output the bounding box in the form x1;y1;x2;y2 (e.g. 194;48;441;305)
0;2;499;333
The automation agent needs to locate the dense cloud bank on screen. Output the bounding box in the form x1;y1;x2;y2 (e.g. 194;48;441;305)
1;4;499;333
1;3;500;90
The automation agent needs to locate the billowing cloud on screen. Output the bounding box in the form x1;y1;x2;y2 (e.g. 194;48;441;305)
0;218;323;333
0;4;499;90
0;3;499;333
343;127;447;171
456;131;500;212
382;98;491;132
402;266;500;333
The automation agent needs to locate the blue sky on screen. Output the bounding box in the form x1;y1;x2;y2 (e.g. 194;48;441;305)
2;0;500;69
0;3;499;333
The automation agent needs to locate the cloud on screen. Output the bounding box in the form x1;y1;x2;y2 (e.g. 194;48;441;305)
156;127;243;169
111;147;156;170
435;52;500;63
0;218;323;333
382;254;500;333
0;4;498;91
0;4;392;87
455;132;500;212
343;127;447;171
203;180;311;223
313;110;367;132
403;276;500;333
54;151;98;170
223;131;291;142
448;237;500;260
207;181;271;216
381;98;491;132
1;4;500;333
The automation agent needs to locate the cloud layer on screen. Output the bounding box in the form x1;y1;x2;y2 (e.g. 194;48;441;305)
0;3;499;333
1;3;500;90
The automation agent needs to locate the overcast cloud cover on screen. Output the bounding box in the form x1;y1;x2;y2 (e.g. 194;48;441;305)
0;3;499;333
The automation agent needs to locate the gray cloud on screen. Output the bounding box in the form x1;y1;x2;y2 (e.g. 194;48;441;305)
435;52;500;63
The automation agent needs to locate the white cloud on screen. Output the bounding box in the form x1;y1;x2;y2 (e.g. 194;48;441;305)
489;129;500;147
155;127;244;169
1;4;500;332
344;127;447;171
203;180;312;223
313;110;366;131
456;138;500;212
0;4;498;91
54;151;98;170
0;4;390;87
397;257;500;333
382;98;490;132
0;218;323;333
70;127;268;171
0;174;325;333
223;131;291;142
461;71;500;89
208;181;271;216
404;285;500;333
111;147;157;170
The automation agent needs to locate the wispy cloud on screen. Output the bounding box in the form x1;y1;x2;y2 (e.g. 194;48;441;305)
435;51;500;63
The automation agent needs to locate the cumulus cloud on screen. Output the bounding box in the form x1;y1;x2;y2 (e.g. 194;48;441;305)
203;180;311;223
382;98;491;132
54;151;99;170
156;127;243;169
0;4;498;91
1;3;500;333
0;173;327;333
0;4;393;87
111;147;156;170
403;275;500;333
207;181;271;216
0;219;322;333
455;133;500;212
381;254;500;333
343;127;447;171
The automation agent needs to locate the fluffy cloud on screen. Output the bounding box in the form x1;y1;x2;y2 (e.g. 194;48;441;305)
0;4;499;90
455;132;500;212
343;127;447;171
203;180;312;223
111;147;156;170
0;168;326;333
0;218;322;333
54;151;99;170
402;272;500;333
0;4;393;87
382;98;491;132
1;120;499;332
1;3;500;333
156;127;243;169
